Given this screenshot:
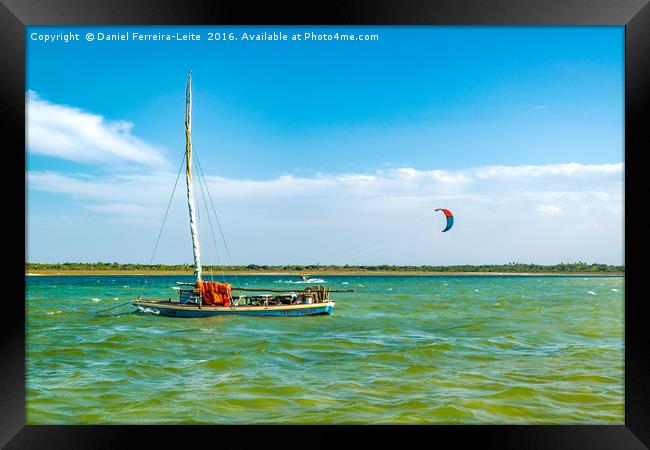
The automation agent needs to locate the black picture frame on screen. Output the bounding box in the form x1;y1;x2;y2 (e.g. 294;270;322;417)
3;1;647;448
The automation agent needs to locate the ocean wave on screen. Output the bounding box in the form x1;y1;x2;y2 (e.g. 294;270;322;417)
274;279;326;284
26;274;625;425
136;306;160;315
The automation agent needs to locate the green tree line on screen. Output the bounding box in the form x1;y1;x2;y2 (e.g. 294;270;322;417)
25;261;624;273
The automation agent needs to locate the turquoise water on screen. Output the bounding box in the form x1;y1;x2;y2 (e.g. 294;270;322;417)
26;275;624;424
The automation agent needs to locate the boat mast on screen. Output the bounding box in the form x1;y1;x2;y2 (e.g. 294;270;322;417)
185;70;202;283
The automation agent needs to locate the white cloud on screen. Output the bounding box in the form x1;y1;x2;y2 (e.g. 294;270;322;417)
26;162;624;265
473;162;622;179
27;163;623;214
85;203;162;217
26;91;167;168
536;204;562;215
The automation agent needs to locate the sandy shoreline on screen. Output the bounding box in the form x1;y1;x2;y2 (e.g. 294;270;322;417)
25;270;624;277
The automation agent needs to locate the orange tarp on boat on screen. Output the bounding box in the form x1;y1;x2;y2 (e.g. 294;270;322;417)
197;281;231;306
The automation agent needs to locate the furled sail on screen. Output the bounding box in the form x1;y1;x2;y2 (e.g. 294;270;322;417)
185;70;202;281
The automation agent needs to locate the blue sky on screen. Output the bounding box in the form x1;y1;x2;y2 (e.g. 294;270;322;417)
26;26;624;265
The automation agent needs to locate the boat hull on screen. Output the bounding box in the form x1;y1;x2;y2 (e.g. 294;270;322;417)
133;300;335;318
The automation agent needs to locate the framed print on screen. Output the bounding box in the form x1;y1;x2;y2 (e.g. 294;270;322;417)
2;0;648;448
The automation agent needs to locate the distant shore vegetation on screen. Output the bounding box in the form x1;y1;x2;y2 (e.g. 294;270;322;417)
26;262;624;273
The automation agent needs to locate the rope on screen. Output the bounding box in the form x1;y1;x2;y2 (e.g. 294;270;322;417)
91;300;133;316
139;153;186;299
192;143;240;288
193;149;227;283
337;215;429;266
193;150;237;309
197;183;215;282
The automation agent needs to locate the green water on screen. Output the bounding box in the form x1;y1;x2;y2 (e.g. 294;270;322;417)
26;275;624;424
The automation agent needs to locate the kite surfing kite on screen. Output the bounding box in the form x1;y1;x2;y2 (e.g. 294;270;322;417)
435;208;454;232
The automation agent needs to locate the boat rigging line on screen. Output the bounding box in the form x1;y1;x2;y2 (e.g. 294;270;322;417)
335;215;430;266
91;300;134;316
193;148;227;284
192;142;240;288
138;152;187;299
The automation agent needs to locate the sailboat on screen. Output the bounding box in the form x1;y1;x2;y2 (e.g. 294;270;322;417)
132;72;353;317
